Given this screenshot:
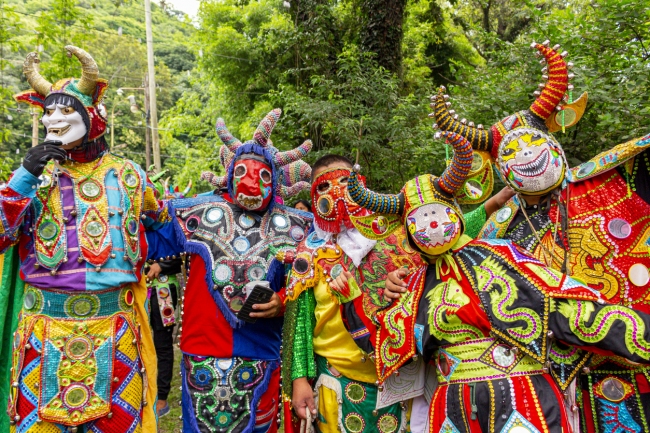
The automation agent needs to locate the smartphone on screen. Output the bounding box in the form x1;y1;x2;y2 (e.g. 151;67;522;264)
237;284;275;323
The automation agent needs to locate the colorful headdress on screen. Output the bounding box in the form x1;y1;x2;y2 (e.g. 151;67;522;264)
200;109;312;202
14;45;109;141
348;131;473;240
429;41;588;195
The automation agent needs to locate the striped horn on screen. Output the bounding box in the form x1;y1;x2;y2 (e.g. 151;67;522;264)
215;118;242;150
201;171;227;189
348;171;404;215
273;140;312;167
182;179;193;196
65;45;99;96
430;86;493;152
23;52;52;97
219;145;235;169
436;131;474;195
529;41;569;121
253;108;281;147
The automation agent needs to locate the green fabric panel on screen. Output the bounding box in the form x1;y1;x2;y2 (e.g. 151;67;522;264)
0;245;25;431
464;204;487;239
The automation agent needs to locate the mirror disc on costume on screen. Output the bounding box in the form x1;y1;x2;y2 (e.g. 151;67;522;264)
345;382;366;403
628;263;649;287
378;414;399;433
124;289;134;305
508;427;534;433
576;161;596;179
217;386;231;400
38;174;51;189
13;333;20;350
273;215;289;229
213;264;232;283
330;264;343;280
127;218;138;236
344;413;365;433
162;307;174;317
39;221;59;240
24;292;36;310
158;287;170;298
293;257;310;275
206;207;224;224
233;236;250;253
124;172;138;188
608;218;632;239
158;274;169;283
317;197;332;215
86;221;104;238
438;352;450;376
238;213;254;228
229;297;244;312
556;107;577;127
216;413;231;426
290;226;305;241
496;207;512;223
601;377;626;402
248;265;265;281
81;180;101;198
66;336;92;360
64;385;89;408
186;216;200;232
464;180;483;199
492;345;516;368
372;216;389;235
471;153;484;171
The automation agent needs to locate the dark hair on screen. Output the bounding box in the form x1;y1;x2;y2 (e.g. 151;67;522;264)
43;93;107;161
294;199;311;212
311;154;353;181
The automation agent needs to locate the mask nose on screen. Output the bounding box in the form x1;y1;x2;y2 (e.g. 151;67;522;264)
522;148;534;158
47;108;66;124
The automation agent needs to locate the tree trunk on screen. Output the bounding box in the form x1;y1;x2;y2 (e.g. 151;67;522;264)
359;0;408;75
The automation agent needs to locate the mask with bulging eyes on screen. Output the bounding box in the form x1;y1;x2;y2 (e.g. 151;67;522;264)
497;128;566;195
406;203;462;256
42;104;87;146
232;154;273;211
311;168;366;233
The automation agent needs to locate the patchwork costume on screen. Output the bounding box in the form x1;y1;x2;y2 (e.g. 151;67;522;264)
431;41;650;432
3;47;159;432
146;110;313;433
345;131;650;433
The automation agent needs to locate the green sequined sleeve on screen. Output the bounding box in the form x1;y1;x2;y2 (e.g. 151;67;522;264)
464;204;487;239
282;288;317;399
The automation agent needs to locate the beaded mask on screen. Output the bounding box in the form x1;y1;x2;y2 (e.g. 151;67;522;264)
14;45;109;142
348;131;472;257
232;154;273;211
430;40;587;197
311;168;366;233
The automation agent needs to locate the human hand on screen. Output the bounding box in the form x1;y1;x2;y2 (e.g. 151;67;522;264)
292;377;317;420
250;292;282;318
484;186;516;217
329;270;354;292
146;263;162;281
22;141;66;177
384;268;408;301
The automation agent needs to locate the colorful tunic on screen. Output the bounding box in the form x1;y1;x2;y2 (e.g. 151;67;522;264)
146;194;312;433
468;136;650;431
0;155;161;432
283;228;423;433
373;236;650;433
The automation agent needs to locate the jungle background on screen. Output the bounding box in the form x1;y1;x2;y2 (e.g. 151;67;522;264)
0;0;648;430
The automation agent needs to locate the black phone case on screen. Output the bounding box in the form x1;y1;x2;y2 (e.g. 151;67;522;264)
237;285;275;323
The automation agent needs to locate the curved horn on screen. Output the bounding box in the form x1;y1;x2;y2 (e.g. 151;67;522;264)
280;160;311;186
529;41;569;121
201;171;228;189
219;145;235;169
149;169;168;183
215;118;242;150
430;86;493;152
163;177;171;195
22;52;52;96
253;108;282;147
436;131;474;195
278;182;311;199
348;171;404;215
274;139;312;167
182;179;193;196
65;45;99;96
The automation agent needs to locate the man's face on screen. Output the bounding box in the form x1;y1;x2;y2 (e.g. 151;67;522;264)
42;103;87;149
497;129;566;195
232;154;273;211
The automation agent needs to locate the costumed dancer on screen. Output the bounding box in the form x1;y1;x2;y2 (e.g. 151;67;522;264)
4;47;160;432
428;40;650;432
145;109;313;433
347;130;650;433
146;171;193;417
283;154;424;433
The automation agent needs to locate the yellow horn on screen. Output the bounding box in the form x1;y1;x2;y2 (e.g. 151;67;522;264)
65;45;99;96
23;52;52;96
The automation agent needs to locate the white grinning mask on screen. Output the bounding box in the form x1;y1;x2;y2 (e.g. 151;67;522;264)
42;103;87;146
